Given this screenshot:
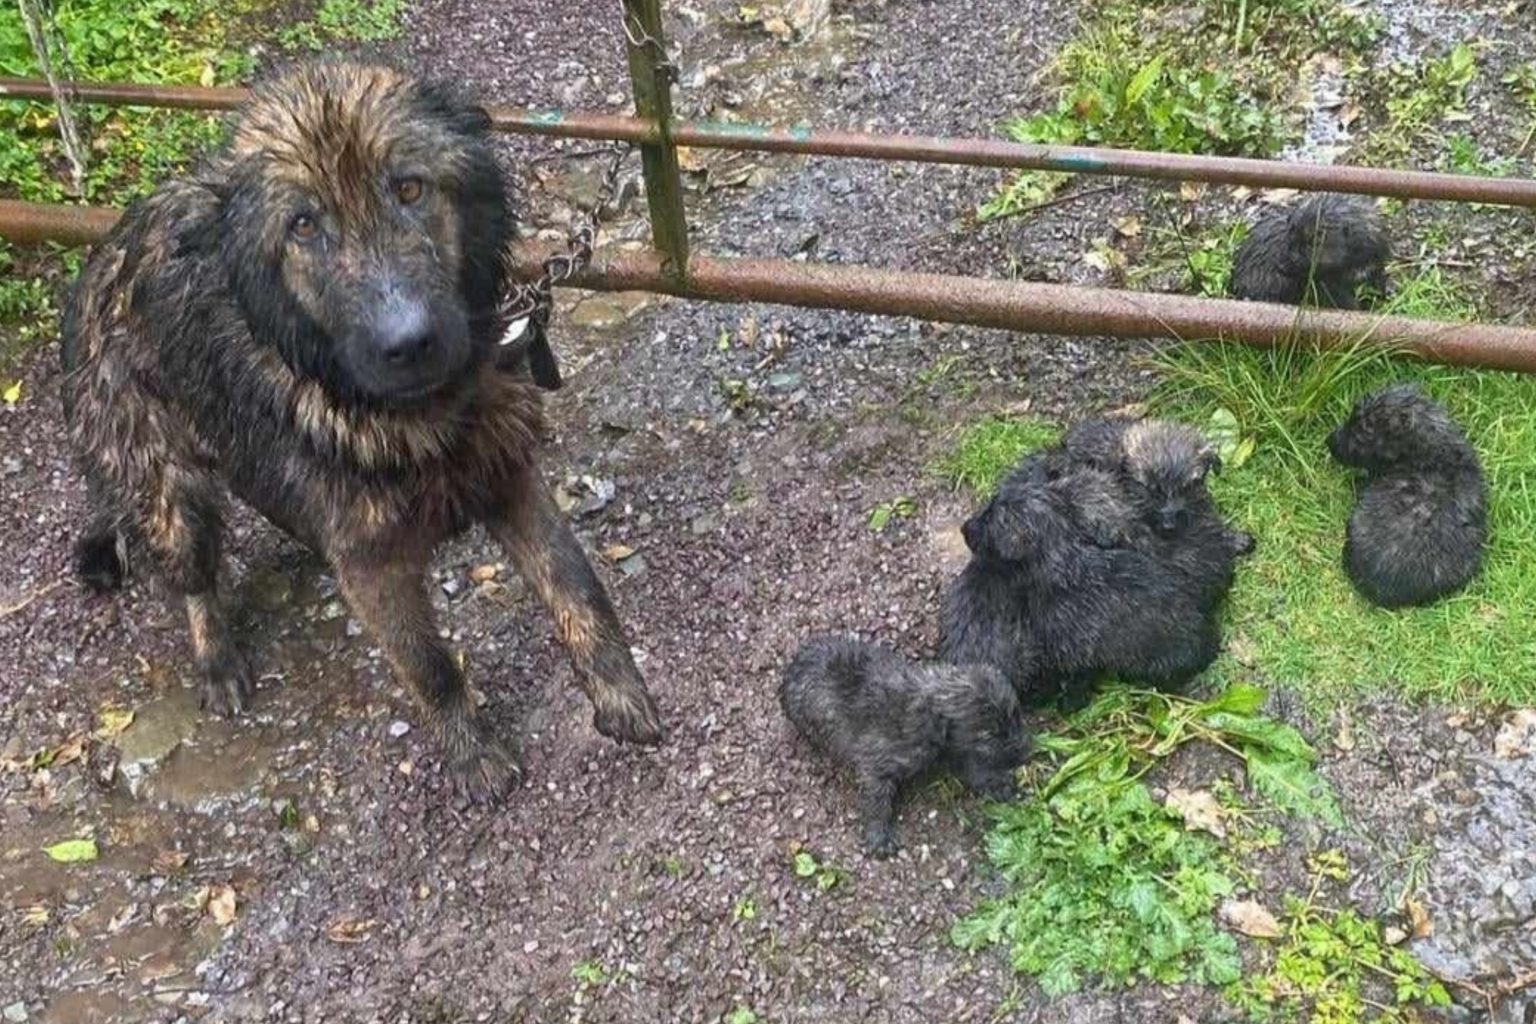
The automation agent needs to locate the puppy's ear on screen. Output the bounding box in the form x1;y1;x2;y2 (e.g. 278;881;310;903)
961;504;993;554
1197;444;1222;480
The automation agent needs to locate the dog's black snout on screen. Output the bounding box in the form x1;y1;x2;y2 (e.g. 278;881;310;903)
376;299;435;365
1158;507;1186;534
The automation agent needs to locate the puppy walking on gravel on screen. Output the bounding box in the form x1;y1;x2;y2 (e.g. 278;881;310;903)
779;637;1031;858
60;61;663;799
1229;194;1391;309
1328;384;1488;608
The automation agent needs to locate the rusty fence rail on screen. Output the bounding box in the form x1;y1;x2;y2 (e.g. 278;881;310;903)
3;0;1536;373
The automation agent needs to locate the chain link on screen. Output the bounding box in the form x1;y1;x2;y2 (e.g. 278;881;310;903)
497;142;631;341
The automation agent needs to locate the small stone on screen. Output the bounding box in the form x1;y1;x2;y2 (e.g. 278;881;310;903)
388;721;411;739
767;372;802;390
691;514;718;536
618;554;648;578
469;564;499;584
829;177;854;196
2;456;23;476
3;1002;29;1023
523;940;540;954
320;600;346;621
345;619;363;638
1384;925;1408;945
441;578;462;597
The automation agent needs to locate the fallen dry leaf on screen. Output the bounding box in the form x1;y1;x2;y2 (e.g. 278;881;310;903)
1113;215;1143;239
1179;181;1207;203
1405;898;1433;939
208;885;238;926
1166;787;1227;838
675;145;706;173
603;544;637;563
327;917;380;944
1494;708;1536;759
1334;707;1356;752
93;707;135;741
1221;898;1283;939
154;849;190;873
20;905;48;927
468;564;499;584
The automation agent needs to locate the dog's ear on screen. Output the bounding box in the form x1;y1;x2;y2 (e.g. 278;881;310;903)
414;79;494;139
960;504;993;555
1197;444;1222;480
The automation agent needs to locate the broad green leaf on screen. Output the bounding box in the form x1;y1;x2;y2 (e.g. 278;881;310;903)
1;380;20;405
1243;747;1344;826
1204;682;1267;717
1126;55;1166;106
44;838;98;863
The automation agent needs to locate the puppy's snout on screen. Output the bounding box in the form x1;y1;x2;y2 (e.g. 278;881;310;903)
374;296;436;366
1157;505;1187;535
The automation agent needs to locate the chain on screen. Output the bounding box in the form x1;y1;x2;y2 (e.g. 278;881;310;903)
497;143;632;350
617;0;678;84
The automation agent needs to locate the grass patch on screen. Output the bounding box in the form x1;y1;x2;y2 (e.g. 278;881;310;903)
940;259;1536;706
1357;41;1479;166
938;416;1060;494
980;0;1380;221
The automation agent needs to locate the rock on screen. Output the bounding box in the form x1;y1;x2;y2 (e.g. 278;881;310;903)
388;721;411;739
2;1003;28;1023
113;691;202;798
691;514;718;536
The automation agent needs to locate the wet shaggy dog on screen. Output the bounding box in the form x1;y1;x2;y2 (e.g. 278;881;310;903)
60;61;663;799
1229;194;1391;309
780;636;1031;858
1327;384;1488;608
941;419;1252;707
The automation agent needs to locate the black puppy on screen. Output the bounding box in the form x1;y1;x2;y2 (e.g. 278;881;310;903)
1230;194;1390;309
1328;384;1487;608
779;636;1031;858
942;419;1252;707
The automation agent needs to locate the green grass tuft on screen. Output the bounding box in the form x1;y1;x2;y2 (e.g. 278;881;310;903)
938;416;1060;495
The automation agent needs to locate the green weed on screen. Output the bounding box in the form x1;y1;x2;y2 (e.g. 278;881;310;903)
981;0;1378;220
1231;855;1452;1023
955;682;1339;997
790;850;846;892
1362;41;1479;165
868;496;917;533
278;0;403;50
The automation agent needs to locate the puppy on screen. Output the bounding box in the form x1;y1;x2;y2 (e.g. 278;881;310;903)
780;636;1031;858
1230;194;1391;309
1328;384;1487;607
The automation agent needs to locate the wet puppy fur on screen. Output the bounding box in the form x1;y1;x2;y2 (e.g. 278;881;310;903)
941;419;1253;708
780;636;1031;858
1327;384;1488;608
60;60;663;800
1229;194;1391;309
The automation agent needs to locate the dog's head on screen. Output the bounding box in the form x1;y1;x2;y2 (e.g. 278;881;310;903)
940;665;1032;800
213;61;511;405
1120;420;1221;537
1289;195;1388;275
1327;383;1465;472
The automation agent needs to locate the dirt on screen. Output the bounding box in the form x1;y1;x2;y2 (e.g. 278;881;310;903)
3;0;1535;1022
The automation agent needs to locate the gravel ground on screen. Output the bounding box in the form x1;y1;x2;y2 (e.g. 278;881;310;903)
2;1;1535;1022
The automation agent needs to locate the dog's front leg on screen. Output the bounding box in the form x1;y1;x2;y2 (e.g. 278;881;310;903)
486;465;664;747
332;543;520;800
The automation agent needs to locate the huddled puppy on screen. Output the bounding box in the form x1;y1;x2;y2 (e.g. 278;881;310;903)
941;418;1253;708
1328;384;1487;608
779;636;1031;858
1230;194;1391;309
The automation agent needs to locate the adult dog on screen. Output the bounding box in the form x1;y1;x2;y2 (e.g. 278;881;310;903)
60;61;663;799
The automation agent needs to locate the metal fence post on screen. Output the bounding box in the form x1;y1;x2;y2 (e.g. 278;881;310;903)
619;0;690;279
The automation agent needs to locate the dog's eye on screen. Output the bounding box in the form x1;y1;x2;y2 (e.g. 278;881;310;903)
289;213;320;242
394;177;425;206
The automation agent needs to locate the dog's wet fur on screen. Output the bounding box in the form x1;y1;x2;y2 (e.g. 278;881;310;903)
779;636;1031;858
941;418;1253;708
60;60;663;799
1328;384;1487;608
1229;194;1391;309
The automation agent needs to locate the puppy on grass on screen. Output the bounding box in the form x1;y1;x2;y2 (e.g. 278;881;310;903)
779;636;1031;859
1328;384;1487;608
941;418;1253;708
1229;194;1391;309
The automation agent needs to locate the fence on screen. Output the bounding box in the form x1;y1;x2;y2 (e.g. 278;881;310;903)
3;0;1536;371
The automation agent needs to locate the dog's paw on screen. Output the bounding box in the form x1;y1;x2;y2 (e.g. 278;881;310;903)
592;685;665;747
199;648;255;718
441;723;523;803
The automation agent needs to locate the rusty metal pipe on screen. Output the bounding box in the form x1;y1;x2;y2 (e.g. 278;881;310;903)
4;77;1536;207
7;200;1533;373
